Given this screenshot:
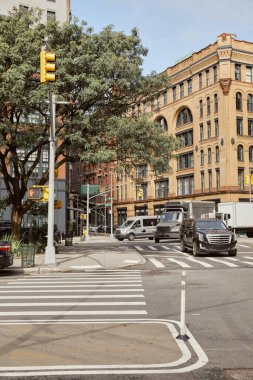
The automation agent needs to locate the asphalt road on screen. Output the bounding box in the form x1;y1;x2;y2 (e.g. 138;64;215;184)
0;238;252;380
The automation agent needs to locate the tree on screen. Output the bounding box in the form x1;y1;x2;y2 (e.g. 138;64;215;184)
0;9;179;238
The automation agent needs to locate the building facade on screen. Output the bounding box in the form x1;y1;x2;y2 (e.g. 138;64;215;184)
114;33;253;225
0;0;71;23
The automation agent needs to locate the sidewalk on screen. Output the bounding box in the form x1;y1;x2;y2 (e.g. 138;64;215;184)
8;235;146;273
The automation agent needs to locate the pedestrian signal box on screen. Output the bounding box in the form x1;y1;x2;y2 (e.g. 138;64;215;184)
28;186;43;200
54;200;62;209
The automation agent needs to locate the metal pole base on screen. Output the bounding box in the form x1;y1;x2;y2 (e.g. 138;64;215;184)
176;334;190;341
44;245;56;265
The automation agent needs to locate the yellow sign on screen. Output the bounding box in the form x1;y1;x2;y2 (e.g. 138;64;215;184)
245;175;253;185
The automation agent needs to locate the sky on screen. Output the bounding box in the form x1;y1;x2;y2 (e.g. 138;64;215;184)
71;0;253;75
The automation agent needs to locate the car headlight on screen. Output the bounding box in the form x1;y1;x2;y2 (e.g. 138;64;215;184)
171;226;180;232
196;232;205;242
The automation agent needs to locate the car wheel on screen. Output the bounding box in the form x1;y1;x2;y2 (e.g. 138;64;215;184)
180;240;187;252
118;238;123;241
155;238;160;243
128;233;135;241
193;241;200;256
228;249;237;256
148;237;153;240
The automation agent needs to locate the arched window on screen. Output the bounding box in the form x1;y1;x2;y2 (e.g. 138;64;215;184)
237;145;244;161
207;97;211;116
156;116;168;131
200;150;204;166
236;92;242;111
249;146;253;162
208;148;212;164
215;146;220;163
199;100;203;118
214;94;218;113
247;94;253;112
176;108;193;127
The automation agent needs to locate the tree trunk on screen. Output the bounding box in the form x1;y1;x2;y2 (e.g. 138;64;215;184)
11;206;24;240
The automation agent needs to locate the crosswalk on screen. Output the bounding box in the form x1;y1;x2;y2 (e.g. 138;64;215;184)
0;270;147;323
143;255;253;269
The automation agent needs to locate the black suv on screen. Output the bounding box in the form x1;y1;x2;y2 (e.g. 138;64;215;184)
180;218;237;256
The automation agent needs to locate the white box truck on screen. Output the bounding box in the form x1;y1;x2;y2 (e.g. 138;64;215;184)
217;202;253;237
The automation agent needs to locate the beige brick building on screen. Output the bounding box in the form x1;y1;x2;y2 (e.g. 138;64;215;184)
114;33;253;225
0;0;71;23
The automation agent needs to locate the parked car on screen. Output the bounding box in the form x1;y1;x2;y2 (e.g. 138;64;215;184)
180;218;237;256
0;241;13;269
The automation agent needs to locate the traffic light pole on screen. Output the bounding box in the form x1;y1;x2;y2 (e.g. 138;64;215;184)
45;84;56;264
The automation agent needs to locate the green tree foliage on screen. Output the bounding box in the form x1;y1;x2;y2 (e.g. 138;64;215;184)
0;8;179;237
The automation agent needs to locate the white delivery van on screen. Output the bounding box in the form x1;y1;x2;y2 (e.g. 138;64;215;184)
115;216;160;241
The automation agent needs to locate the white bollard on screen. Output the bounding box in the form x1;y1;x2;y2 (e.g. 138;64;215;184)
177;270;189;340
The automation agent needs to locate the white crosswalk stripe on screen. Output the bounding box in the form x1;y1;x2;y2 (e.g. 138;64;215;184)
205;257;239;267
161;246;170;250
148;246;158;251
183;256;214;268
148;258;165;268
0;271;147;322
166;258;191;268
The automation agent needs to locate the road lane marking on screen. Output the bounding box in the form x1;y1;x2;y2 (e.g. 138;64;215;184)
134;246;144;251
148;246;158;251
205;258;238;267
0;310;148;316
237;244;250;248
0;295;145;299
0;289;144;293
161;246;170;250
183;257;214;268
2;284;143;288
9;280;142;284
0;302;146;307
148;258;165;268
166;258;191;268
70;265;102;269
243;256;253;260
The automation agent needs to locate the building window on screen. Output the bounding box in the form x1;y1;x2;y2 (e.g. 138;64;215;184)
136;183;147;201
187;79;192;95
248;119;253;136
215;119;219;137
206;97;211;115
213;66;218;82
150;97;155;111
236;92;242;111
136;164;148;178
207;121;211;138
214;94;218;113
199;100;203;118
236;118;243;135
216;168;220;191
237;145;244;161
201;171;205;192
177;175;194;196
208;148;212;164
172;87;177;102
117;208;127;225
208;170;212;192
199;73;202;89
47;10;56;20
206;69;210;86
238;168;244;190
176;130;193;147
157;95;161;109
200;123;204;141
180;83;184;98
246;66;252;83
176;108;193;126
235;64;241;81
200;150;204;166
155;180;169;198
131;105;135;116
177;152;194;170
156;117;168;131
215;146;220;163
163;91;168;106
137;103;141;116
143;101;147;114
247;94;253;112
249;146;253;162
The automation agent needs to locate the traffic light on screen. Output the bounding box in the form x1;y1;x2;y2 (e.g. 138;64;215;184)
40;51;56;83
28;186;43;200
137;187;143;198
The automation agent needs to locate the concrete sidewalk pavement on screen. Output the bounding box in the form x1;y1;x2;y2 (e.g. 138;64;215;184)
7;235;146;273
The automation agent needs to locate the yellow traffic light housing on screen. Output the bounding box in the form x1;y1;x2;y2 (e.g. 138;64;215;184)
40;51;56;83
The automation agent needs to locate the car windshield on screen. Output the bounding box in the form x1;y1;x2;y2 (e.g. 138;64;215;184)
121;220;134;228
160;212;182;223
196;220;227;230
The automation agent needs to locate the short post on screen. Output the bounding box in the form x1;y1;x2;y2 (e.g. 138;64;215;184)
177;271;189;341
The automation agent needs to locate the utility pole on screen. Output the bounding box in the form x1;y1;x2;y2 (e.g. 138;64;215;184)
110;172;114;238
